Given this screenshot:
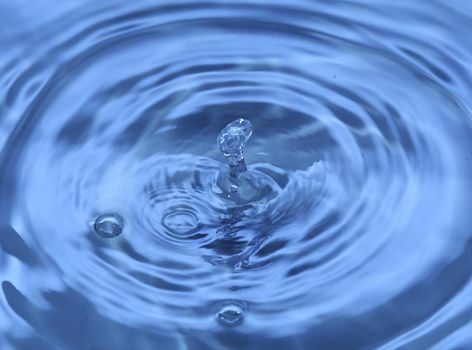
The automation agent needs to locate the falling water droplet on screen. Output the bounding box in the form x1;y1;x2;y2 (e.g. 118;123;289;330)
216;302;244;327
93;213;124;238
215;118;279;204
217;118;253;169
216;118;254;196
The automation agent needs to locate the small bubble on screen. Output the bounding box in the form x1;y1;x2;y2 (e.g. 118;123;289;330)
93;213;124;238
216;302;245;327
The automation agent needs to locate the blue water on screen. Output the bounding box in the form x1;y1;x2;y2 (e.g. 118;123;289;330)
1;1;472;349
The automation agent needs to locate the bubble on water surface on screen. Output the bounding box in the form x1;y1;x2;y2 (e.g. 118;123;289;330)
216;302;245;328
93;213;124;238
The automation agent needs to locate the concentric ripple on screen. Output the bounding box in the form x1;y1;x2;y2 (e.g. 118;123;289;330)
1;1;472;349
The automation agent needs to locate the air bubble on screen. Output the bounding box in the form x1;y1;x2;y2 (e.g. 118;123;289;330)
93;213;124;238
216;302;245;327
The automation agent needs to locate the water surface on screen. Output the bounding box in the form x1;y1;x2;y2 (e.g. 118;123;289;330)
1;1;472;349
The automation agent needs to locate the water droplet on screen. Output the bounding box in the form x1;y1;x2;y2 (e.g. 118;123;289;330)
217;118;253;166
93;213;124;238
216;302;245;327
